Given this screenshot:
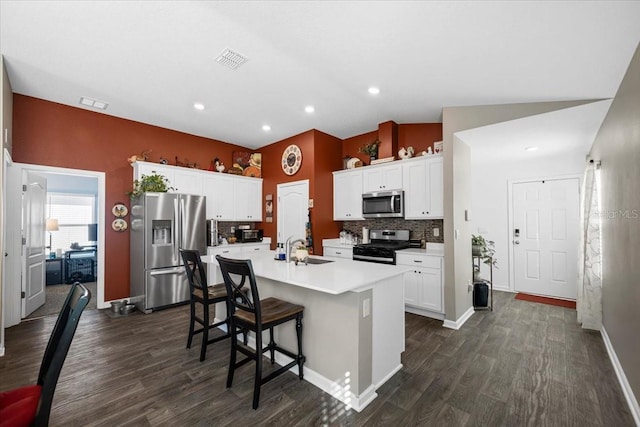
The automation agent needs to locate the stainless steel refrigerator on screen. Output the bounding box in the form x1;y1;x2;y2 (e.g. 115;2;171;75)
130;193;206;313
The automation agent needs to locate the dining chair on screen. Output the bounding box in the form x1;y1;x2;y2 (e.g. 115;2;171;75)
0;282;91;427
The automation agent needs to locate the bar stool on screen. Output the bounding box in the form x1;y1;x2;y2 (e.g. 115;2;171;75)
180;249;244;362
216;255;305;410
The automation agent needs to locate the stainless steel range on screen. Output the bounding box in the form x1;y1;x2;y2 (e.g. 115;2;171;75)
352;229;410;265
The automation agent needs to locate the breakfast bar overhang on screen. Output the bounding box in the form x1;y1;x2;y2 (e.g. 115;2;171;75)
202;252;408;411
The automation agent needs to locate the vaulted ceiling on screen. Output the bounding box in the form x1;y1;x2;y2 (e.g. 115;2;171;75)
2;1;639;149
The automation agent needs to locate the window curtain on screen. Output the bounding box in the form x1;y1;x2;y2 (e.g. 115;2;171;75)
577;164;602;330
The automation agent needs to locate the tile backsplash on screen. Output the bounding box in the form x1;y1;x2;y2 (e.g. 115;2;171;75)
341;219;444;243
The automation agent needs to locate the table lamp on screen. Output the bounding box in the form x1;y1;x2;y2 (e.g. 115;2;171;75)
46;218;59;254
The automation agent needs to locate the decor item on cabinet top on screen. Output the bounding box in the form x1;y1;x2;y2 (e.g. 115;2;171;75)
359;139;380;161
419;147;433;156
175;156;199;169
127;149;151;164
159;157;169;165
434;141;443;154
208;157;225;173
398;146;415;160
232;151;262;178
346;157;362;169
128;173;175;199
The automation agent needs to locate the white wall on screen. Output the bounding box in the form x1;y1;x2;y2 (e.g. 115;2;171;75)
469;148;586;290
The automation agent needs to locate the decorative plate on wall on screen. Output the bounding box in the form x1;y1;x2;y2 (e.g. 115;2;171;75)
112;203;128;217
281;144;302;175
112;218;128;232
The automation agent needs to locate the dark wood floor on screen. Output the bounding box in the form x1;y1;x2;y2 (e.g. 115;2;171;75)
0;291;634;426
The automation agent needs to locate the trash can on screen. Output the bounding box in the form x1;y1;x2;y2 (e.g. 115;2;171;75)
473;281;489;308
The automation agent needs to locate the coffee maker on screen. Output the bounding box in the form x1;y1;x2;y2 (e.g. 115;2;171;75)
206;219;219;246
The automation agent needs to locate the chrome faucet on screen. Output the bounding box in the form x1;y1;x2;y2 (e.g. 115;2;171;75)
285;235;306;263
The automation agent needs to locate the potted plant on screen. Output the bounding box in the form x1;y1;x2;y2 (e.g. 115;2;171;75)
128;173;175;199
359;139;381;161
472;234;497;267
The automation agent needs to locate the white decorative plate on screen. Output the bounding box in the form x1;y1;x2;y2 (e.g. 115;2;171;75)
112;218;128;232
112;203;128;217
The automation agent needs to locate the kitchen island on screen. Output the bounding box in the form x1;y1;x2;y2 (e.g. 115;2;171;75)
201;251;408;411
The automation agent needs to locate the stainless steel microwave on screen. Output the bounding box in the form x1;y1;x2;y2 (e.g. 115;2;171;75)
362;190;404;218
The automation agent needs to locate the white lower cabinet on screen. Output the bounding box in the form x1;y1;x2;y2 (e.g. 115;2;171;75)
206;243;269;285
323;246;353;259
396;252;444;319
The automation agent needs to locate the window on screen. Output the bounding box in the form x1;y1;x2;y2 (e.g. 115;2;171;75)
47;193;96;252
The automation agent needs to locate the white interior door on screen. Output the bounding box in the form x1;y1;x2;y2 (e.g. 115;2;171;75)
512;178;579;300
22;171;47;317
277;180;309;246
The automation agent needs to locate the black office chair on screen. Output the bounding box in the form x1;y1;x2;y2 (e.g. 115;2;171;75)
180;249;246;362
216;255;305;410
0;282;91;427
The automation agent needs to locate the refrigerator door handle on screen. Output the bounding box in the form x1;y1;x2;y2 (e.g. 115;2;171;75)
174;197;180;263
149;267;185;276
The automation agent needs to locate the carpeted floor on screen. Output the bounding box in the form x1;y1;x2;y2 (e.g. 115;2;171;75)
514;292;577;309
26;282;98;319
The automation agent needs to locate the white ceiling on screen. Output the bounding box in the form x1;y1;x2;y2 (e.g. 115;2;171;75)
1;1;639;149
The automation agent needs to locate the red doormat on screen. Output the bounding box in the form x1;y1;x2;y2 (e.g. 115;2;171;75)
515;293;576;309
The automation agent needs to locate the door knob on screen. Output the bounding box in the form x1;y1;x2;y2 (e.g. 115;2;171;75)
513;240;520;245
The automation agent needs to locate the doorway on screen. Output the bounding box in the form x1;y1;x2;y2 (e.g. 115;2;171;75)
510;177;580;300
277;180;309;246
3;161;106;327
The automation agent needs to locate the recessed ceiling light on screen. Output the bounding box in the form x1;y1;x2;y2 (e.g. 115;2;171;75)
368;87;380;95
193;103;205;110
305;105;315;113
525;146;539;152
79;96;108;110
262;125;271;132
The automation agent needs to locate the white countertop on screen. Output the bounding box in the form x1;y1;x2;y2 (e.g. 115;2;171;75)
202;251;408;295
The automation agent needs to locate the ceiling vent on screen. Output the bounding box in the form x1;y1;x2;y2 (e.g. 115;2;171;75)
79;96;108;110
216;48;248;70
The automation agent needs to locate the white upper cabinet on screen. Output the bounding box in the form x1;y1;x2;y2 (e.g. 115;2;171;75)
235;177;262;221
402;156;443;219
363;163;403;192
333;169;363;220
202;173;235;220
133;161;262;221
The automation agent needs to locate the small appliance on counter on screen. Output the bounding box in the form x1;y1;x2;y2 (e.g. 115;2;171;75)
234;228;263;243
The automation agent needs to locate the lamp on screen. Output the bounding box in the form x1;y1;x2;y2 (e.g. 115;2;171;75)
46;218;59;252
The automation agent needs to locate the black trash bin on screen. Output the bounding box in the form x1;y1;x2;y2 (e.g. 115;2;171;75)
473;281;489;308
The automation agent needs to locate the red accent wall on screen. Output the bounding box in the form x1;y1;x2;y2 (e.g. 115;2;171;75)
260;129;342;254
12;95;249;301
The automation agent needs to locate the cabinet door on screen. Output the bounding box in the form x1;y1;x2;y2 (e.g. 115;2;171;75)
363;163;402;192
427;157;444;218
419;267;443;313
404;270;420;306
203;174;235;220
133;162;176;192
235;178;262;221
173;169;203;195
242;243;269;257
333;170;363;220
402;158;429;219
207;246;243;284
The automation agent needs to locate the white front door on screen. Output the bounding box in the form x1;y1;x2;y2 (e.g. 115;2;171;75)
22;171;47;317
512;178;580;300
277;180;309;246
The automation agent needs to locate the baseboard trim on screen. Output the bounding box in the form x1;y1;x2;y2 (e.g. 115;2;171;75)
442;306;474;330
405;305;445;320
0;345;5;357
601;326;640;426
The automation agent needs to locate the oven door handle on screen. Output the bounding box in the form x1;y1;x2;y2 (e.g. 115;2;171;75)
353;254;395;264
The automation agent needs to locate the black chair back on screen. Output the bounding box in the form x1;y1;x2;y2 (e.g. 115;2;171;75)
180;249;209;303
216;256;260;327
36;281;91;426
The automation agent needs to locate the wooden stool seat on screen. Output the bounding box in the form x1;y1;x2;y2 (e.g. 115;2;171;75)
235;297;304;327
193;283;228;301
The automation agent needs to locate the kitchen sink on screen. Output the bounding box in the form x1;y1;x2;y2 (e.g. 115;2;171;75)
295;257;334;265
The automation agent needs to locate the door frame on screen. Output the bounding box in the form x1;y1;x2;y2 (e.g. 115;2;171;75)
507;173;582;293
4;162;106;327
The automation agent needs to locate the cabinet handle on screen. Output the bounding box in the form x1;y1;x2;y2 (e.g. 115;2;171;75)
413;260;422;263
336;251;342;255
254;247;260;251
222;250;230;254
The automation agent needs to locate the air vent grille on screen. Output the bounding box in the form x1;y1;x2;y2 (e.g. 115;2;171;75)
216;48;248;70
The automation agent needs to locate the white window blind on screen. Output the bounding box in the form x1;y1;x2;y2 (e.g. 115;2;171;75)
48;193;96;252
